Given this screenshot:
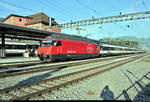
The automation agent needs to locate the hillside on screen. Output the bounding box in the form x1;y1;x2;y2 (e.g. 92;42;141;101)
115;36;150;50
100;36;150;50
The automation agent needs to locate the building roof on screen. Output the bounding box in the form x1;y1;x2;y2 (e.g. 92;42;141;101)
2;12;59;26
26;12;58;26
2;14;31;22
28;12;48;18
25;12;49;25
0;23;59;39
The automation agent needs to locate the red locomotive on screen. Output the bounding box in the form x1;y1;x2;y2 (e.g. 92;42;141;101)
37;34;99;61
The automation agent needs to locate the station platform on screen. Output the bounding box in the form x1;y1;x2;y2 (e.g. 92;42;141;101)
0;57;39;64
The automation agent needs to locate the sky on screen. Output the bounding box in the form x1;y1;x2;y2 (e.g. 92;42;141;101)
0;0;150;40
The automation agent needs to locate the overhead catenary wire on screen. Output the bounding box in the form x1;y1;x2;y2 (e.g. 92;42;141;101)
75;0;125;36
0;0;66;23
75;0;102;17
0;0;37;13
101;0;129;32
41;0;72;19
140;0;148;10
47;0;81;20
38;0;71;22
0;2;34;17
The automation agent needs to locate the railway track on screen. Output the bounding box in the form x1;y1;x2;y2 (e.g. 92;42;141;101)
0;54;139;78
0;53;146;100
0;53;142;69
0;61;44;69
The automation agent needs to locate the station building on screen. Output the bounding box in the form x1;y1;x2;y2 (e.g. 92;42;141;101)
1;12;61;41
0;13;61;57
2;12;61;33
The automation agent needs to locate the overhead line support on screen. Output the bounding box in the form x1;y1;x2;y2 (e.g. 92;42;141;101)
53;11;150;29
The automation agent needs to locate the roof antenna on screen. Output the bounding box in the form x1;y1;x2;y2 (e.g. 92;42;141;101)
41;6;43;30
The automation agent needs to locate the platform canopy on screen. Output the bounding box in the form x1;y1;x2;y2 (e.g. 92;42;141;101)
0;23;59;40
0;23;61;57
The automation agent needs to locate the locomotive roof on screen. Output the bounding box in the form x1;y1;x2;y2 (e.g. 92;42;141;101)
45;34;97;43
45;33;141;50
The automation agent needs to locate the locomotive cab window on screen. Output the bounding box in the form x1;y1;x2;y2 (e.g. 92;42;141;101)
40;40;54;47
55;41;61;46
40;40;62;46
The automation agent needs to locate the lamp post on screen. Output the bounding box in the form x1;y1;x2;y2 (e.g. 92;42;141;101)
109;32;112;43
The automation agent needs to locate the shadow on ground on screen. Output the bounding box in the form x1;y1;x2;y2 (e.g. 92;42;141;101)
100;71;150;101
100;85;115;100
14;66;67;86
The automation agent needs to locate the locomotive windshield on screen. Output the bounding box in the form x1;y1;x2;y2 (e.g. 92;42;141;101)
40;40;54;47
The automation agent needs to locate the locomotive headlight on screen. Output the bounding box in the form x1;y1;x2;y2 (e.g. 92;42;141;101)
46;52;49;54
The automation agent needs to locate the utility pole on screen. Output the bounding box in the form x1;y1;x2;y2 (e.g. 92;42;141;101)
136;0;138;12
76;27;88;36
41;4;44;30
109;33;112;43
76;27;80;36
130;41;132;47
136;0;140;36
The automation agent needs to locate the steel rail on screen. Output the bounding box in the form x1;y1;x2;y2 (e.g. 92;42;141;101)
0;54;137;78
0;53;142;69
0;61;44;69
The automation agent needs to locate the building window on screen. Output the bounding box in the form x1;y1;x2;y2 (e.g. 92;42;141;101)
19;18;22;22
34;17;40;21
36;24;39;29
28;25;32;28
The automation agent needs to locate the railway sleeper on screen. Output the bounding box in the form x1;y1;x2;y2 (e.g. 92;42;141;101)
29;87;39;91
5;93;17;99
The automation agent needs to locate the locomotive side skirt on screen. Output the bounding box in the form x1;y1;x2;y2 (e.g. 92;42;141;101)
38;53;98;61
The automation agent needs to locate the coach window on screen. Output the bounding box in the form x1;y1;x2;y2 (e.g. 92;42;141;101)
111;47;114;50
106;47;110;50
96;45;98;48
103;47;106;50
103;47;105;50
101;46;104;50
5;45;10;49
17;45;26;49
100;46;103;50
110;47;112;50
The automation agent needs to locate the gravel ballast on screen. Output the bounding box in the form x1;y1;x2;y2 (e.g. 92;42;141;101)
0;54;149;100
34;54;150;100
0;56;132;89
